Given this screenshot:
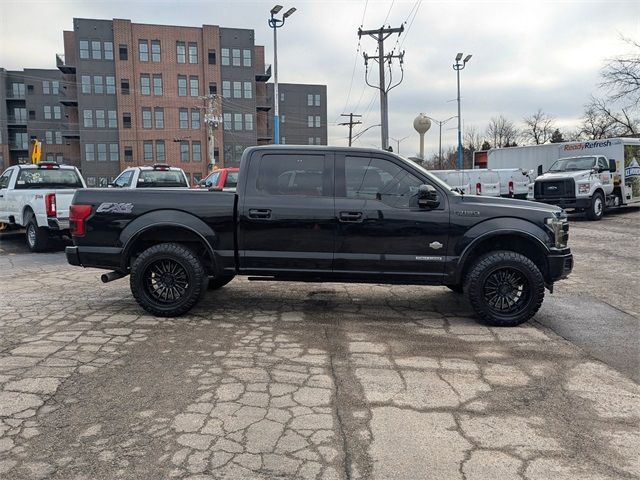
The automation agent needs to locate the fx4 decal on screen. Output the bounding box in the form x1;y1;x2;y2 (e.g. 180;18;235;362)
96;202;134;214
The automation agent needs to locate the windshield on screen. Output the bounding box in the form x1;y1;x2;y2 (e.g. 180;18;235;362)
136;170;188;188
548;157;596;172
203;171;220;187
15;168;83;189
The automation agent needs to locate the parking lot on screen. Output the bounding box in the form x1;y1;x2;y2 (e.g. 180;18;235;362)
0;209;638;480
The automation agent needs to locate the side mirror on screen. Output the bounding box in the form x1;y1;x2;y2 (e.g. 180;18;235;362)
609;159;616;172
537;165;543;177
418;184;440;209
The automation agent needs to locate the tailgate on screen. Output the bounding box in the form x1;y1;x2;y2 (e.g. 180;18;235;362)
52;189;77;219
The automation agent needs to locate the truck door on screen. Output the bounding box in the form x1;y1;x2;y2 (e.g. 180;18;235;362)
0;168;12;223
333;153;449;281
597;157;613;193
238;151;335;274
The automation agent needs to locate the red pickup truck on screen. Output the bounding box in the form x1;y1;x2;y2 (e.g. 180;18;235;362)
196;168;239;190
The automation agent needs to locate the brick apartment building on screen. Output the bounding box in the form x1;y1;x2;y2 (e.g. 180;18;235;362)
0;17;328;187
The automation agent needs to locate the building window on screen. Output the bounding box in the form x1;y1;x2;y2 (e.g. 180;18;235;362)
53;106;61;120
307;94;313;106
151;40;161;62
109;144;118;161
44;106;52;120
179;109;189;129
156;140;165;162
153;74;163;96
280;92;285;102
142;108;152;128
56;154;63;163
315;115;321;128
244;113;253;131
94;75;104;94
176;41;186;63
243;82;252;99
139;40;149;61
281;114;286;123
104;42;114;60
221;48;230;66
108;110;117;128
208;49;216;64
43;81;50;95
97;143;107;161
106;76;115;94
191;109;200;129
80;40;89;59
233;81;241;99
224;144;232;161
83;109;93;127
28;110;35;120
143;141;153;162
178;75;187;96
180;141;189;162
124;146;133;162
235;145;243;160
154;108;164;129
232;48;240;66
85;143;95;161
121;79;130;95
315;94;321;106
188;42;198;64
308;137;314;145
189;76;199;97
81;75;91;94
46;153;54;162
281;137;286;144
45;131;53;144
123;113;132;129
209;82;217;95
243;49;252;67
234;113;242;131
51;81;59;95
140;74;150;95
119;44;128;61
96;110;105;128
223;113;231;131
307;115;313;128
222;81;231;98
316;137;321;145
92;41;102;60
192;141;201;162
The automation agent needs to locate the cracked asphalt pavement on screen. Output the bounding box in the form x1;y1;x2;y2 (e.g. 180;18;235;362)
0;208;638;480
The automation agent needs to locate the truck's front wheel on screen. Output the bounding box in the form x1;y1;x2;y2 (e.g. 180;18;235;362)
464;250;545;327
130;243;207;317
586;192;604;221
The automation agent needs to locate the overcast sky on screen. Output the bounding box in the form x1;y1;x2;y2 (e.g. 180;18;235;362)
0;0;638;157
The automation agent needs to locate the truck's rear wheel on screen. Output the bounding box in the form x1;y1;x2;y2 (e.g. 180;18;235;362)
586;192;604;221
130;243;207;317
26;217;50;252
464;250;544;327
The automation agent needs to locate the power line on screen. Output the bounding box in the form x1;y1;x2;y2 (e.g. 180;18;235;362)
338;113;362;146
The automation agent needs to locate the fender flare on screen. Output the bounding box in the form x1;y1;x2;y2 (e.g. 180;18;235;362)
453;218;551;284
119;210;219;273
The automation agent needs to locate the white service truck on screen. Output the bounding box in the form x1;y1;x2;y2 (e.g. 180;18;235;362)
0;162;86;251
487;138;640;220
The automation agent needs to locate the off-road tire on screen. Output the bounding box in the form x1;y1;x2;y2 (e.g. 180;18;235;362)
464;250;545;327
208;275;235;290
130;243;207;317
25;216;50;252
446;284;464;294
586;192;604;221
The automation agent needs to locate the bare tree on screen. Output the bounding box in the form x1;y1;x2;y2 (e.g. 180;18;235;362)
486;116;519;147
579;103;619;139
586;96;638;136
600;37;640;107
522;109;556;144
464;125;484;151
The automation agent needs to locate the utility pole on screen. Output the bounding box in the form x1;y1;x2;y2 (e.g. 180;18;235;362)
359;25;405;150
339;113;362;147
201;94;221;170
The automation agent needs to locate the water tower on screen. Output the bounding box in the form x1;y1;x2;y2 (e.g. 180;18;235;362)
413;113;432;160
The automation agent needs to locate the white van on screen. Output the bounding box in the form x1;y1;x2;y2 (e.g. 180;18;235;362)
473;170;501;197
492;168;531;198
444;171;472;194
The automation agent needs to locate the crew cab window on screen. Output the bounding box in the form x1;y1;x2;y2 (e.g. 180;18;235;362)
256;154;326;196
224;172;239;188
344;156;422;208
113;170;133;188
136;170;187;188
15;168;83;189
0;170;12;189
597;157;609;171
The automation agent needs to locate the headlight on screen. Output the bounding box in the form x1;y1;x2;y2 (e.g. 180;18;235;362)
545;211;569;248
578;183;590;194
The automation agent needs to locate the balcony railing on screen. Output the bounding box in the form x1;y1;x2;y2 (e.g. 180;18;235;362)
5;88;26;100
56;53;76;74
62;123;80;138
7;115;27;125
255;64;272;82
59;84;78;106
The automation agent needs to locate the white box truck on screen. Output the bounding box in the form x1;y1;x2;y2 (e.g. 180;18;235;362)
487;138;640;220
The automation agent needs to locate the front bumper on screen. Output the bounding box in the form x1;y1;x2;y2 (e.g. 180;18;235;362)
535;197;591;210
65;245;124;271
547;248;573;281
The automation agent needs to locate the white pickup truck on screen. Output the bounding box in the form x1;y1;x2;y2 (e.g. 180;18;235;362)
110;164;190;189
0;162;86;251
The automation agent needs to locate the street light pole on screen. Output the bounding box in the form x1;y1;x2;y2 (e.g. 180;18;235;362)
453;53;471;169
389;135;409;154
427;116;456;169
269;5;296;145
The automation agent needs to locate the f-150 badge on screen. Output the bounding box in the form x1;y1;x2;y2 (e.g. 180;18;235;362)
96;202;134;214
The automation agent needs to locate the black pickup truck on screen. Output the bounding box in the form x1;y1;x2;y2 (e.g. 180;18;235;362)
66;146;572;327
